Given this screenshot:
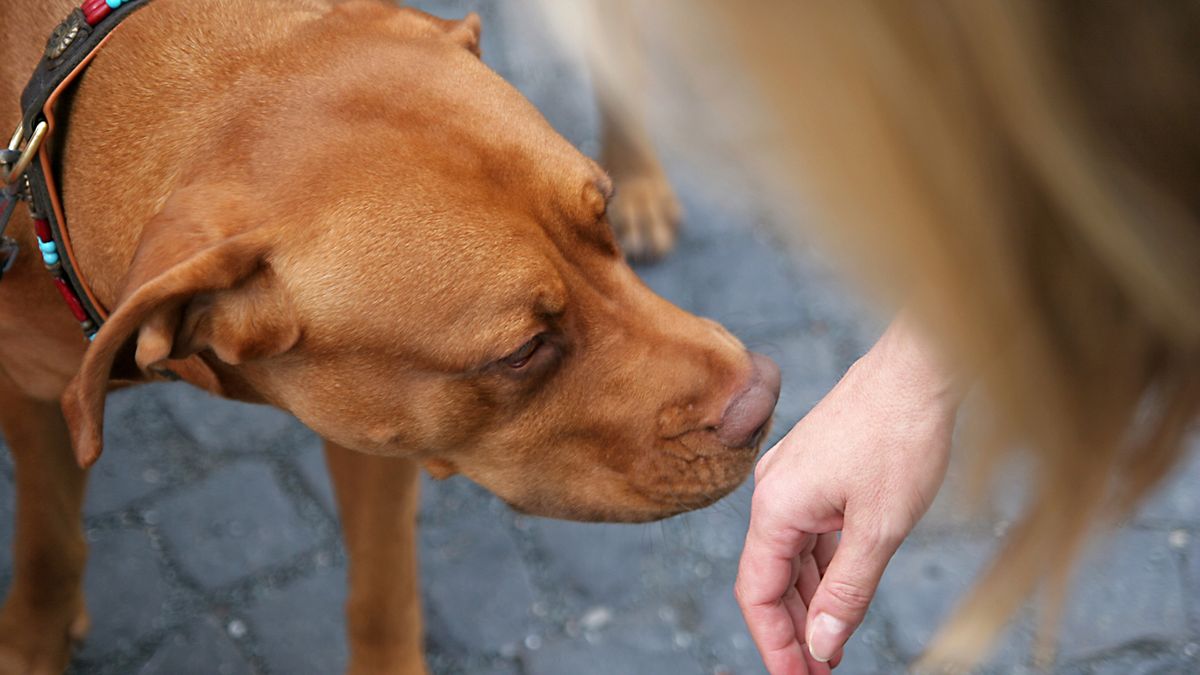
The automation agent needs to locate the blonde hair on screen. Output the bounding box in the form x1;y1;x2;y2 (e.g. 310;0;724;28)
547;0;1200;666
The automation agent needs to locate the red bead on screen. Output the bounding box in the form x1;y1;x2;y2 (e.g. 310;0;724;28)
34;218;53;243
53;277;89;322
82;0;112;26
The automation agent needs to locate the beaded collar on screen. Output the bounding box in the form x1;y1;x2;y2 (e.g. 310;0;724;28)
1;0;150;340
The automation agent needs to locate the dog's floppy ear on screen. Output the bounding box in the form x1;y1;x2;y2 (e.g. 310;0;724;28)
433;12;482;57
61;184;300;468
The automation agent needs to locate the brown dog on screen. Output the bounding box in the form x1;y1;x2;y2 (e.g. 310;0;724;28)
0;1;779;673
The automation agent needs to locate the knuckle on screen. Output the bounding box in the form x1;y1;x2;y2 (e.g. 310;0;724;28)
749;483;773;513
749;485;789;525
821;577;875;611
752;452;774;483
872;518;910;549
878;525;908;549
852;517;909;553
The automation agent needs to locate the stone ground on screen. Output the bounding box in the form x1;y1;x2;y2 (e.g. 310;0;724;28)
3;1;1199;673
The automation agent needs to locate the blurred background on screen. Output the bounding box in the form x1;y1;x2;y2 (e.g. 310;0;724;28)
2;1;1198;673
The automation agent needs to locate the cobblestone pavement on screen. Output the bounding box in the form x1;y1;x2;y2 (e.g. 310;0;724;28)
3;2;1199;673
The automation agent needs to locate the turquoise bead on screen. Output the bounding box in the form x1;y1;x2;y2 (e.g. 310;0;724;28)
42;251;59;265
38;240;58;254
106;0;122;9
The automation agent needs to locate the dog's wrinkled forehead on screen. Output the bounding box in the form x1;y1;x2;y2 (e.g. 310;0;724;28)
253;25;620;365
259;32;611;226
273;162;601;371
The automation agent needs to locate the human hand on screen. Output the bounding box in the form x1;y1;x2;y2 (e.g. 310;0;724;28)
735;319;960;673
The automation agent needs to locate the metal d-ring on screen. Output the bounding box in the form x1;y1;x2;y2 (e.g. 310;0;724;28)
3;120;48;186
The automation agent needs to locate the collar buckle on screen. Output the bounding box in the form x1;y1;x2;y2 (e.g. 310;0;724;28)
2;120;48;186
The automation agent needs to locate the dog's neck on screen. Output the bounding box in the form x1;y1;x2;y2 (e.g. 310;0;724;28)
4;0;333;308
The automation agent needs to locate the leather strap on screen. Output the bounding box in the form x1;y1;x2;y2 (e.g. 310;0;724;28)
21;2;151;131
9;0;151;338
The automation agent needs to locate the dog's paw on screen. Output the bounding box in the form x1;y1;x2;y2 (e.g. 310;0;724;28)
608;167;683;263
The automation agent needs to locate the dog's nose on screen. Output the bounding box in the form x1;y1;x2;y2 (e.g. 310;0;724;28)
717;352;781;448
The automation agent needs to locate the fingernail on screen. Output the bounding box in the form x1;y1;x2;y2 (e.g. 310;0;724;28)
808;613;848;663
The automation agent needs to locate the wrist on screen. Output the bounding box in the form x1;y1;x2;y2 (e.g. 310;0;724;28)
856;314;963;415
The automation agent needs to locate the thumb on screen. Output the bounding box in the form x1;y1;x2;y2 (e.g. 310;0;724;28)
805;525;903;662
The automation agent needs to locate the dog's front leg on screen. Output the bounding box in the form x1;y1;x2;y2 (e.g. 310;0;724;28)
592;1;682;262
323;441;426;675
598;91;683;263
0;373;89;675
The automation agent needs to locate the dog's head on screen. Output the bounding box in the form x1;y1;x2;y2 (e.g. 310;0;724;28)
62;5;778;522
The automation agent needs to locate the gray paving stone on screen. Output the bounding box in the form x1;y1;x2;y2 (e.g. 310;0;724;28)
85;386;200;516
625;160;785;328
155;383;311;458
418;474;444;515
681;229;808;342
294;436;337;517
836;611;896;675
634;243;702;315
420;496;536;652
664;482;753;563
245;564;349;675
525;638;703;675
1185;533;1200;633
1057;645;1200;675
1134;435;1200;525
659;149;773;238
875;536;1035;668
427;654;521;675
698;583;766;675
527;519;656;603
419;474;502;523
153;461;322;589
749;332;845;446
79;528;177;659
136;615;255;675
1058;529;1189;662
525;605;706;675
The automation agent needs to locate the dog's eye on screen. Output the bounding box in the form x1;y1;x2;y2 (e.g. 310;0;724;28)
502;335;543;369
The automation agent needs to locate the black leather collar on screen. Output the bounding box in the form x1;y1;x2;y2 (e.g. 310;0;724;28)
1;0;151;338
